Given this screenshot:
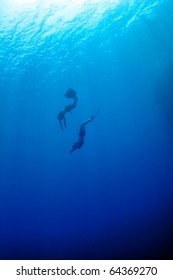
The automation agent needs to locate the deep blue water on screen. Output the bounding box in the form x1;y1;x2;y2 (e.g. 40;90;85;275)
0;0;173;259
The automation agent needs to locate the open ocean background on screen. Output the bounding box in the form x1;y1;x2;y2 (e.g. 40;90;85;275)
0;0;173;259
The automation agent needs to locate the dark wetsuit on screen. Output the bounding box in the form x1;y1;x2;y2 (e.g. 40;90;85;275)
58;88;78;130
68;115;96;156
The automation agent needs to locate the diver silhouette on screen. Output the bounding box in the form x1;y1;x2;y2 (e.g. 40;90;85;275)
67;114;97;156
57;88;78;130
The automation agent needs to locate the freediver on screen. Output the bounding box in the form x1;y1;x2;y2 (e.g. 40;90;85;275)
57;88;78;130
67;113;97;156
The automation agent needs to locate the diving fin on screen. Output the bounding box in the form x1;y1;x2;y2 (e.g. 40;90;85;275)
65;88;77;99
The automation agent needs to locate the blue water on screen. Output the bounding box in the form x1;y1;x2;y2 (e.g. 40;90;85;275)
0;0;173;259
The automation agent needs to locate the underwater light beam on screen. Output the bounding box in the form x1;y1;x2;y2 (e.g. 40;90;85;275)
12;0;120;7
13;0;100;5
8;0;121;20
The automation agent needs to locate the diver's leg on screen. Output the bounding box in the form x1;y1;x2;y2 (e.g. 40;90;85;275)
63;116;67;128
73;96;78;107
59;119;63;130
64;97;78;113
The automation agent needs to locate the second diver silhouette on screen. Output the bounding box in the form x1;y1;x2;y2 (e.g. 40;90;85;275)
57;88;78;130
67;113;97;156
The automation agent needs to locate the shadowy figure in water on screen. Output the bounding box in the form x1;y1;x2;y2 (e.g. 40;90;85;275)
67;113;97;156
57;88;78;130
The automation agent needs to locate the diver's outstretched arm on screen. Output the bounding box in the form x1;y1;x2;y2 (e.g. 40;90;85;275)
67;142;78;156
83;115;96;126
83;110;99;126
67;148;75;157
